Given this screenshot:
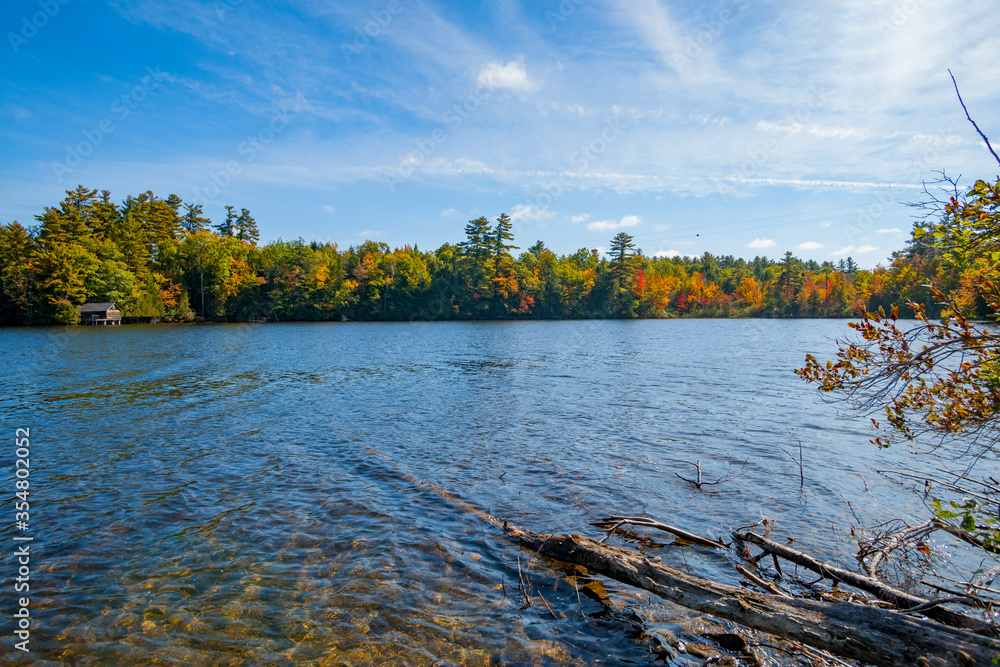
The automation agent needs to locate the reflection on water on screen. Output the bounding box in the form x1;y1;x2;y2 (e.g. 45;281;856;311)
1;320;940;664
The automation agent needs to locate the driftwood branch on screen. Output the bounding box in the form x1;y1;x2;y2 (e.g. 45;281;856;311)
504;522;998;666
592;515;727;549
735;530;996;637
860;518;938;577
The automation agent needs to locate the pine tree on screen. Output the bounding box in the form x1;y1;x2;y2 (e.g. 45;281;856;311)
235;208;260;245
778;251;804;309
181;203;210;234
528;240;547;258
491;213;518;279
36;186;96;246
89;190;120;242
215;206;236;236
460;217;492;264
609;232;637;291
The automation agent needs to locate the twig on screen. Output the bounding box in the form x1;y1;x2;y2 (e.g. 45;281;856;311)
536;591;559;619
598;519;626;544
675;459;748;489
777;427;804;490
516;554;531;608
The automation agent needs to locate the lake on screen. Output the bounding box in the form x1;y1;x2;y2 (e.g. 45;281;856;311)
1;319;944;664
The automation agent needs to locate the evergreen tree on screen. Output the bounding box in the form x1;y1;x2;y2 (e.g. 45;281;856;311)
182;203;210;234
37;186;96;246
89;190;120;242
609;232;637;291
491;213;518;279
460;217;492;264
528;240;547;258
235;208;260;245
777;251;804;311
0;222;37;323
216;206;236;236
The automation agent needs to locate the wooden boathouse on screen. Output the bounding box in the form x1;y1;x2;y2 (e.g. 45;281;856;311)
78;302;122;326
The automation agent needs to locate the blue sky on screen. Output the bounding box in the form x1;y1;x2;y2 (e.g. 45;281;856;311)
2;0;999;266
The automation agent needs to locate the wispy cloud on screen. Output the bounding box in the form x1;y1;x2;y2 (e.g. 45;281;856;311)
588;214;641;232
834;244;878;256
749;238;776;249
797;241;824;250
509;203;553;223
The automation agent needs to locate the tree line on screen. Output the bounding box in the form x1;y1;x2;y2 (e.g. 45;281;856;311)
0;184;965;325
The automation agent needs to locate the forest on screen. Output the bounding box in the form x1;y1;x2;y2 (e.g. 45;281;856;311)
0;184;979;325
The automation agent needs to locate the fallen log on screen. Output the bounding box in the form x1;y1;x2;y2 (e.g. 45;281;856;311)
734;530;996;637
593;515;727;549
504;522;998;667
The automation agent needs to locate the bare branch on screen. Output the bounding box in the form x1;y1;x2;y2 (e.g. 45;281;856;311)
950;69;1000;168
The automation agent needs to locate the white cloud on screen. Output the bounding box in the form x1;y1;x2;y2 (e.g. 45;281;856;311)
509;203;554;223
571;213;589;224
797;241;824;250
321;204;335;214
358;229;385;237
748;238;776;249
833;244;878;256
875;227;902;234
588;215;641;232
475;59;538;93
440;208;461;218
655;249;680;258
820;220;833;228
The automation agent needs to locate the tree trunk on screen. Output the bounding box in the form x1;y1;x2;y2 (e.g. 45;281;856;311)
504;523;995;667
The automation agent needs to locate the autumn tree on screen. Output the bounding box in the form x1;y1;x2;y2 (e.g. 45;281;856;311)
799;170;1000;550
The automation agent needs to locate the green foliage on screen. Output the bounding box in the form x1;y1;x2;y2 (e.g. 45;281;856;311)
1;185;905;325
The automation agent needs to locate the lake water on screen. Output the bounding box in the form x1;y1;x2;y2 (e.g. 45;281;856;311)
0;320;953;664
